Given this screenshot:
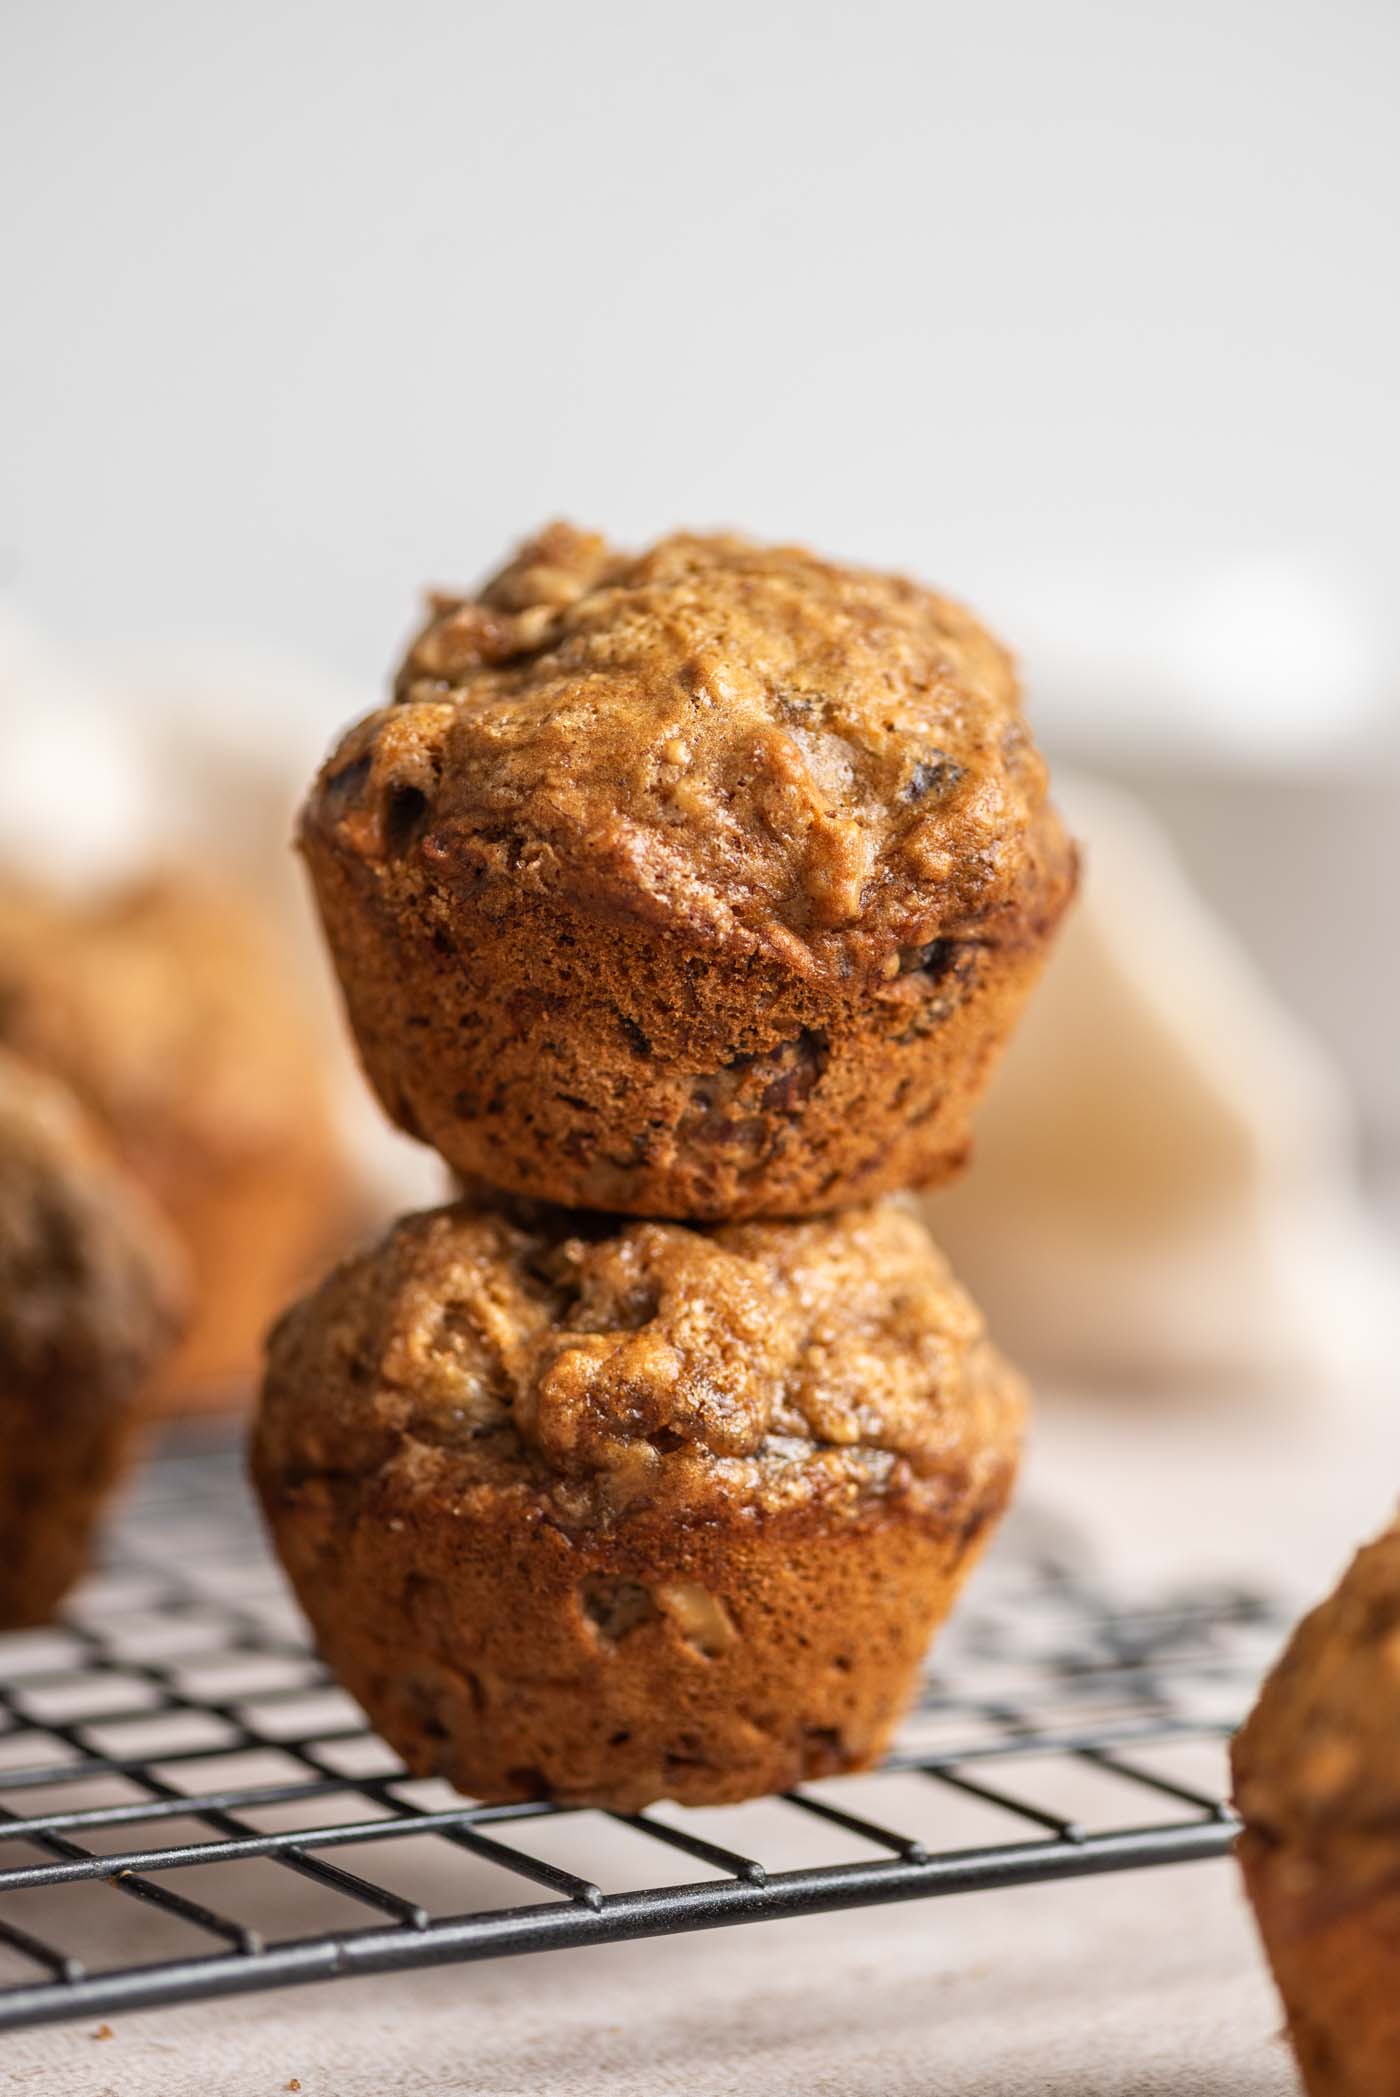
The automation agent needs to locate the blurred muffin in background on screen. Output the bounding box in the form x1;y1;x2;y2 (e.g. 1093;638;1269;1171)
0;870;356;1412
1233;1508;1400;2096
0;1049;187;1624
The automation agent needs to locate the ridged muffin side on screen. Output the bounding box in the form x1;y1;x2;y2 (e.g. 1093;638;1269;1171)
301;525;1076;1218
253;1193;1024;1809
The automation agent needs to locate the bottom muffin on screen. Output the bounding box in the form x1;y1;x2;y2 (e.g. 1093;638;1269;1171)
1232;1511;1400;2097
253;1193;1024;1810
0;1052;187;1628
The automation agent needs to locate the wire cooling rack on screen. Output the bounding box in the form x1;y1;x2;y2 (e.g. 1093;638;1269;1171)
0;1431;1284;2034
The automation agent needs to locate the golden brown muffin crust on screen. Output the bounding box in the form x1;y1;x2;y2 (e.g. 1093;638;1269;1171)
301;526;1075;1218
346;522;1052;972
254;1195;1024;1808
258;1195;1019;1529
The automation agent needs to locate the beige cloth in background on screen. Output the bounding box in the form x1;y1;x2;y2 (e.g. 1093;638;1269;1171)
925;771;1388;1391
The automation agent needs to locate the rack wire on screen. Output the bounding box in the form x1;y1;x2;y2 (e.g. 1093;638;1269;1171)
0;1431;1284;2034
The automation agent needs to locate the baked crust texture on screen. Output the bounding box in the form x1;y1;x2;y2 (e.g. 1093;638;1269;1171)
301;524;1076;1218
253;1193;1024;1808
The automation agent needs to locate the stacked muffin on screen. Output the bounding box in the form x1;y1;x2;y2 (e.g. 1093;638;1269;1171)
254;526;1076;1811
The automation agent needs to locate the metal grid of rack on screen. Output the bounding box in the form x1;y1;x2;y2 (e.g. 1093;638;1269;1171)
0;1434;1283;2034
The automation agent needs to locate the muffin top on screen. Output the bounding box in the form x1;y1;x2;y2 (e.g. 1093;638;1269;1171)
0;872;333;1188
0;1050;187;1411
1233;1512;1400;1883
260;1194;1024;1529
306;525;1065;978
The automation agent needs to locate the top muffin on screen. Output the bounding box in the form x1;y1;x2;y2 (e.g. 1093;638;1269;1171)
303;526;1075;1219
389;524;1053;950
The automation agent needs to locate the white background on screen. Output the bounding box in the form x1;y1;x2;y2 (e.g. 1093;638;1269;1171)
3;0;1397;757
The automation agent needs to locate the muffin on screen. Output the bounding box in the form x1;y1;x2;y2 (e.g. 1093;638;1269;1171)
0;1051;187;1628
0;871;352;1411
1232;1513;1400;2097
300;525;1076;1220
253;1192;1024;1809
